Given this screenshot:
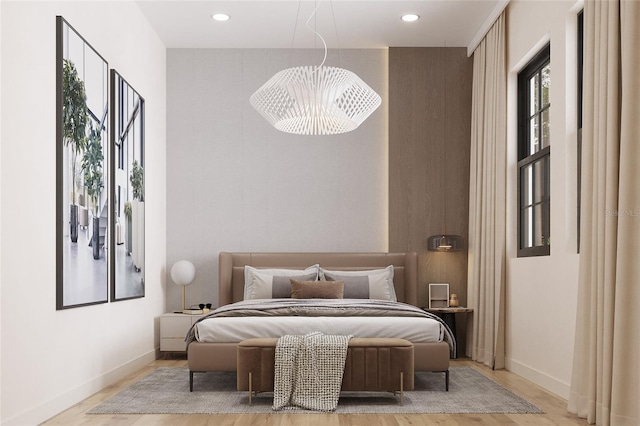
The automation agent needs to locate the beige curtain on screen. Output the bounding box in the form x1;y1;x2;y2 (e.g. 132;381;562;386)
466;14;506;369
568;1;640;425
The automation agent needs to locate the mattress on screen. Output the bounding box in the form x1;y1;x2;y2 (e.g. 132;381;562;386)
194;315;444;344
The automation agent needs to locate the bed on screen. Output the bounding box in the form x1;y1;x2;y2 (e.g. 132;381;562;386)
187;252;454;378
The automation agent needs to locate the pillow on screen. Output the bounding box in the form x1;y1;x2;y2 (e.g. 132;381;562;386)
244;264;319;300
290;279;344;299
321;265;396;301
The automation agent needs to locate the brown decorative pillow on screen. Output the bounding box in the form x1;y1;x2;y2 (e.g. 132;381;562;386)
290;279;344;299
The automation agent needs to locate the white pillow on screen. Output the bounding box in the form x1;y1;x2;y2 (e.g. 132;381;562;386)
320;265;396;301
244;264;319;300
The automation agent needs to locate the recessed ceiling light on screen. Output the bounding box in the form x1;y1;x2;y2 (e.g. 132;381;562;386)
212;13;230;22
401;14;420;22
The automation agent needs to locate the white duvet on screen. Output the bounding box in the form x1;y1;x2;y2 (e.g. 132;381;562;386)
194;315;443;343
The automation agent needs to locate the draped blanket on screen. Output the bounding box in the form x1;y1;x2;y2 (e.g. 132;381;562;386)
185;298;456;357
272;332;352;411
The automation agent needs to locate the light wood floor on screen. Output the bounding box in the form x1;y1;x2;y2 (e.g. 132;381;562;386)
43;358;587;426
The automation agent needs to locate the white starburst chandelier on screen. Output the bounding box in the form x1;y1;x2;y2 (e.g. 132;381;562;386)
250;1;381;136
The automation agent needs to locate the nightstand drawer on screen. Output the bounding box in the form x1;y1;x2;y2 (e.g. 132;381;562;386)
160;312;206;352
161;316;193;338
161;338;187;352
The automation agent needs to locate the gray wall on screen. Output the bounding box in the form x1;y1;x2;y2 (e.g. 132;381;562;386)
166;48;388;311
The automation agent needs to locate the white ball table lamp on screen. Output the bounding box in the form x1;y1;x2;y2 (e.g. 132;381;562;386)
171;260;196;314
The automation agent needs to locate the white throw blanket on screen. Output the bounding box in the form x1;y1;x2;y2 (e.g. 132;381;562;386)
272;332;352;411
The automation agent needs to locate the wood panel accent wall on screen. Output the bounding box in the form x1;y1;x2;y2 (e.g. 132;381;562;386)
389;48;473;353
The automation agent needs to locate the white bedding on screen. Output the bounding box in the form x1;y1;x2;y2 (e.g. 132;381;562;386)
194;315;443;343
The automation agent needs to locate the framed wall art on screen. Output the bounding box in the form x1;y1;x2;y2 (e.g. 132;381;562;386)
56;16;109;309
110;69;145;301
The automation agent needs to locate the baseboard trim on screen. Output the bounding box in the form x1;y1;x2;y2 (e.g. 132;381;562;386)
506;357;571;400
3;349;156;426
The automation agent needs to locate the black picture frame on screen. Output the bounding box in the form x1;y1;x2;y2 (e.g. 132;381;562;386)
56;16;110;309
110;70;145;302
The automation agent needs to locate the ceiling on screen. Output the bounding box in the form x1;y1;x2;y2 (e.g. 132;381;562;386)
135;1;503;50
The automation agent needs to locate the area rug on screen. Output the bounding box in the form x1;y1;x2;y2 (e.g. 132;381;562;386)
89;367;543;414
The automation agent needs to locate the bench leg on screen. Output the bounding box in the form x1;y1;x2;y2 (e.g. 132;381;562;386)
400;372;404;406
190;370;194;392
445;370;449;391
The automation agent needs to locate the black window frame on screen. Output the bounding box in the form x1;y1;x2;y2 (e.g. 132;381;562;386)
517;44;551;257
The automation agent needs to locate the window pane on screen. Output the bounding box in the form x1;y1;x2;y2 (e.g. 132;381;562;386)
530;115;539;155
530;74;539;113
520;156;550;249
542;64;550;107
533;158;545;203
522;165;533;207
545;155;551;198
541;108;550;148
533;204;544;246
522;206;533;248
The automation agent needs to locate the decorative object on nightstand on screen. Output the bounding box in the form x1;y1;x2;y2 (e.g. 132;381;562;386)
170;260;196;314
428;283;450;308
449;293;459;307
198;303;212;314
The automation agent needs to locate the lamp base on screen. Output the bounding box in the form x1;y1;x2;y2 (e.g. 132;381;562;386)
182;309;203;315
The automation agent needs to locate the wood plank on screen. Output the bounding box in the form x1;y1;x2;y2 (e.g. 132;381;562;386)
389;47;473;355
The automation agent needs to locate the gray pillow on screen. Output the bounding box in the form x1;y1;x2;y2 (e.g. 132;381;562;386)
246;271;318;299
323;268;395;300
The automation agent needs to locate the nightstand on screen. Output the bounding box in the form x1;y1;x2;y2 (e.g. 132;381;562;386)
160;313;206;352
423;307;473;358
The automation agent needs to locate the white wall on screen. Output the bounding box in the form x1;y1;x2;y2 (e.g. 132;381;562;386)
505;0;582;399
0;2;166;424
166;48;388;311
0;1;3;420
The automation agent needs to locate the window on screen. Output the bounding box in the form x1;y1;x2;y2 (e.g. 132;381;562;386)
517;44;551;257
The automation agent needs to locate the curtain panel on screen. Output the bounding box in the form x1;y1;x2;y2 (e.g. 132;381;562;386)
568;1;640;425
466;14;507;369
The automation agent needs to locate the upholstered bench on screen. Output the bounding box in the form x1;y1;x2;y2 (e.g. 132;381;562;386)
236;337;414;405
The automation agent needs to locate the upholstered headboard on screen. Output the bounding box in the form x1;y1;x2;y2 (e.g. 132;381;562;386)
218;252;418;307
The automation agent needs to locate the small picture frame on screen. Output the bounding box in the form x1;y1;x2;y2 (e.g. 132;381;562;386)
428;283;450;309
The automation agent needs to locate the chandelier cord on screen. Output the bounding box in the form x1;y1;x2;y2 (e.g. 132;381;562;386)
289;0;302;50
442;42;448;236
329;0;342;67
287;0;303;68
305;0;328;71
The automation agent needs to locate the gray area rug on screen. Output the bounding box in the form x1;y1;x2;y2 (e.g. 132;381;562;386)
89;367;544;414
